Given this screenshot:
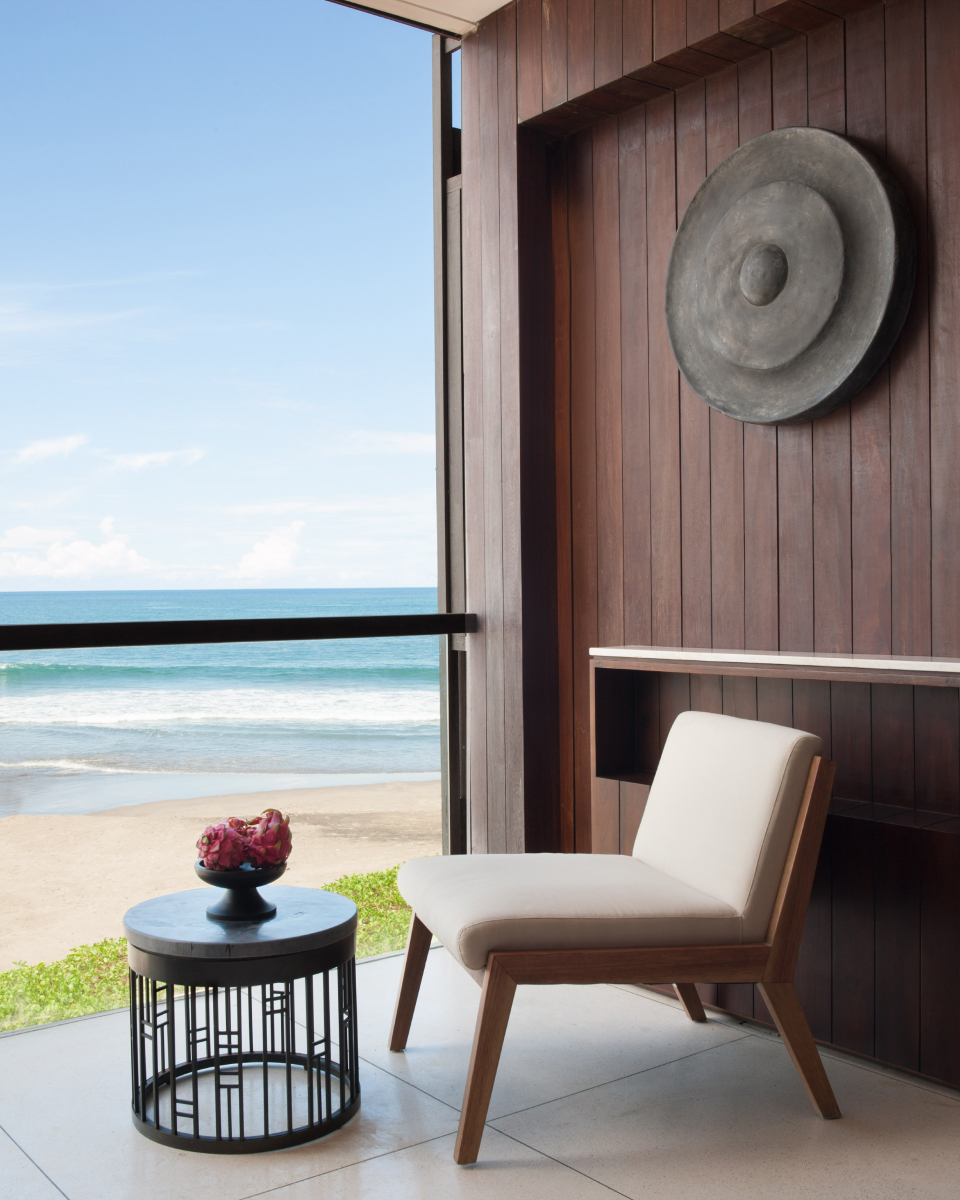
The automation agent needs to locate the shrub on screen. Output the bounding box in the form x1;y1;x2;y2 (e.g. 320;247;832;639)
0;865;412;1033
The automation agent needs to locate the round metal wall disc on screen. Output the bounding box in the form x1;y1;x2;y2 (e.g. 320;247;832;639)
665;126;916;425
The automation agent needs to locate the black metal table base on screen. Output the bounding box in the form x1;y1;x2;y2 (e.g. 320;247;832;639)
130;962;360;1153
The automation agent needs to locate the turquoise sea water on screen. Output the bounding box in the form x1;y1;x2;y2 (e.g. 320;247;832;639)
0;589;440;816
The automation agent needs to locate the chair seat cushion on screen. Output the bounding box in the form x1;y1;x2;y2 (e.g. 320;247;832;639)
397;854;742;977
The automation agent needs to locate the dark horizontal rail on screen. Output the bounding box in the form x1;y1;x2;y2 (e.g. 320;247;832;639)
0;613;478;653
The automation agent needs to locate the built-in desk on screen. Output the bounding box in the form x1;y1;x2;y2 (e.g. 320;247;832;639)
588;645;960;1089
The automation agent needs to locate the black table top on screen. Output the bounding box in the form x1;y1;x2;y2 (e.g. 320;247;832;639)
123;885;357;960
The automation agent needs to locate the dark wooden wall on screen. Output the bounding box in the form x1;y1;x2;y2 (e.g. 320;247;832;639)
549;0;960;854
459;0;960;1083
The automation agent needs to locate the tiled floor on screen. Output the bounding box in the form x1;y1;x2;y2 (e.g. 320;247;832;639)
2;947;959;1199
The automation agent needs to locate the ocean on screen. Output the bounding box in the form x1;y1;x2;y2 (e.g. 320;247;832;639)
0;589;440;817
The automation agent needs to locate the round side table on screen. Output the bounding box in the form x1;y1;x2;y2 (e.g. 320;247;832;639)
123;885;360;1153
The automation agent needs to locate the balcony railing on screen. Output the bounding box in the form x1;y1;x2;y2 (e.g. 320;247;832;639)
0;612;477;652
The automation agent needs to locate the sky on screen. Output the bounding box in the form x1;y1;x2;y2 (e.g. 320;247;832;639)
0;0;443;590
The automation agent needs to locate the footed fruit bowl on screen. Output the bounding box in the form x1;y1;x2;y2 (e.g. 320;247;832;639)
195;860;287;921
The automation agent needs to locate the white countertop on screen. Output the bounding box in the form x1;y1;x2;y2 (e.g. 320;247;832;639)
588;645;960;676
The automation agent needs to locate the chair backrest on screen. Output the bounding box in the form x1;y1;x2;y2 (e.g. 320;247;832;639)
632;710;821;942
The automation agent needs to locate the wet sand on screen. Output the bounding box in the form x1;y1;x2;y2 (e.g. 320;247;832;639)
0;780;440;971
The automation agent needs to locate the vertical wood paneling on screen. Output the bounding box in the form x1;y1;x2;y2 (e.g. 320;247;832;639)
914;687;960;816
875;817;920;1071
596;0;625;86
687;0;718;46
771;33;807;127
831;681;870;802
793;677;833;1040
518;0;544;122
658;670;691;747
813;405;852;654
757;676;793;726
654;0;686;60
805;17;851;660
676;81;711;647
594;117;625;647
569;129;599;851
777;428;813;651
543;0;569;110
920;823;960;1085
886;0;931;658
460;31;487;852
619;106;653;647
847;5;890;658
568;0;596;98
739;52;779;653
623;0;653;74
927;0;960;657
498;5;525;853
718;0;752;27
478;17;507;852
690;671;722;712
737;47;771;140
807;19;845;133
872;683;914;807
551;145;576;852
646;92;682;645
831;810;875;1057
706;67;744;651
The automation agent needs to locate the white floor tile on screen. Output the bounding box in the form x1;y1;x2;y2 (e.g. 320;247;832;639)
491;1031;960;1199
250;1127;623;1199
0;1012;458;1200
4;960;959;1200
356;949;747;1118
0;1126;65;1199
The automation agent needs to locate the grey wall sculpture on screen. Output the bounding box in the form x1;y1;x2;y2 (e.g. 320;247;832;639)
665;127;916;425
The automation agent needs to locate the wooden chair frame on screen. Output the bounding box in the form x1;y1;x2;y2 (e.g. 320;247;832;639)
389;755;839;1164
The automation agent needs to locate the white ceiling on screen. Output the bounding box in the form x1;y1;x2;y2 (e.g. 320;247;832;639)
340;0;492;36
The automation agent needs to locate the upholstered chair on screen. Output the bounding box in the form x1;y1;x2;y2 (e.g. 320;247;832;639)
389;710;839;1164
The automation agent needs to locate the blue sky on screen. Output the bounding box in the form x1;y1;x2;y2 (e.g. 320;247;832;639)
0;0;440;589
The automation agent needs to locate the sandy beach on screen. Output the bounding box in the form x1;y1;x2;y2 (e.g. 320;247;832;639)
0;780;441;971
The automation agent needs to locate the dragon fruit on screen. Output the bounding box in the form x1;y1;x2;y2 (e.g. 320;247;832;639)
245;809;292;867
197;822;249;870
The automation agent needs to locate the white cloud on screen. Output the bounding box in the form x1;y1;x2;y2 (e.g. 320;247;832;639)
0;303;135;336
109;448;204;470
0;519;152;579
0;525;75;548
331;431;435;456
218;494;432;516
232;522;305;579
1;269;204;293
16;434;88;464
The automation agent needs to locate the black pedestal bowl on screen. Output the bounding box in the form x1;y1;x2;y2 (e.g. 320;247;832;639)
194;860;286;921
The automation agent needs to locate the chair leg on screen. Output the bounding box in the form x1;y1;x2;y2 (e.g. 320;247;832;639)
757;981;840;1119
453;957;517;1165
674;983;707;1022
388;913;433;1052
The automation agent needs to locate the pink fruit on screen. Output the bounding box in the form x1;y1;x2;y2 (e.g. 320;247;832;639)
197;822;248;870
246;809;292;866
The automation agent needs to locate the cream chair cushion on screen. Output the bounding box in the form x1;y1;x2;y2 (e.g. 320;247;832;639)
398;711;820;978
397;853;741;980
633;710;820;941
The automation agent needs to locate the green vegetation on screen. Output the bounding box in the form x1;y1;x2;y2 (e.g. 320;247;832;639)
322;863;412;958
0;938;130;1033
0;864;412;1034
